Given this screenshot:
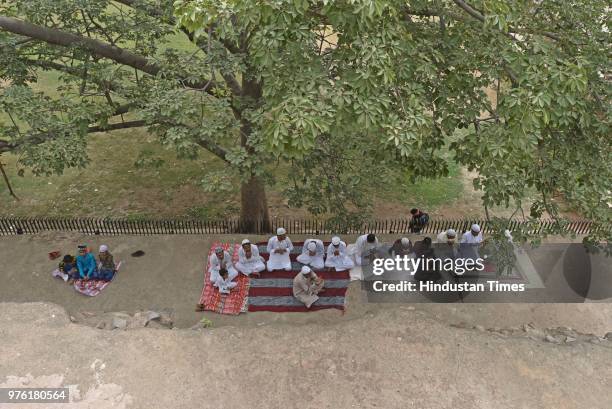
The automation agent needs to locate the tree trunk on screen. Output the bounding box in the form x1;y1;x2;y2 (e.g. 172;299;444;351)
240;175;271;233
238;74;271;233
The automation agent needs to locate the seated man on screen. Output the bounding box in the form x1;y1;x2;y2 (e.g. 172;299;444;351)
209;246;238;283
353;233;380;266
436;228;457;244
236;239;266;277
389;237;413;257
413;237;441;282
76;245;98;280
296;238;325;270
325;236;354;271
97;245;116;281
266;227;294;271
292;266;325;308
214;268;238;294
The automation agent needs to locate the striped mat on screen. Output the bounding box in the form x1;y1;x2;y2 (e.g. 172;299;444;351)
247;242;351;312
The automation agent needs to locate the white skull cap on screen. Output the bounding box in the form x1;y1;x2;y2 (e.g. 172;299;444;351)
307;241;317;251
400;237;410;246
446;229;456;237
300;265;312;274
277;227;286;235
331;236;341;245
471;224;481;233
241;239;250;245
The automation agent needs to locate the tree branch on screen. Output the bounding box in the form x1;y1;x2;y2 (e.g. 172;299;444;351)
0;15;217;93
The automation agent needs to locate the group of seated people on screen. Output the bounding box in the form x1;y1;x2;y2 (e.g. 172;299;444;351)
57;244;117;283
203;224;485;309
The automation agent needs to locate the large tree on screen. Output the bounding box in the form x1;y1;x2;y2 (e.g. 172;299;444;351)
0;0;609;242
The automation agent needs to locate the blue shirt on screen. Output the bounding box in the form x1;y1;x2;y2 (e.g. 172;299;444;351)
76;253;97;278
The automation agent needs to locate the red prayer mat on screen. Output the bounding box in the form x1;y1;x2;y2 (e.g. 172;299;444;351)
198;242;249;315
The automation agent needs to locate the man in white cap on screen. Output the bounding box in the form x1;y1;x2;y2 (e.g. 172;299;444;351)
209;246;238;283
296;238;325;269
436;228;457;244
353;233;381;266
236;239;266;277
266;227;294;271
97;244;116;281
461;224;484;245
389;237;414;257
292;265;325;308
325;236;354;271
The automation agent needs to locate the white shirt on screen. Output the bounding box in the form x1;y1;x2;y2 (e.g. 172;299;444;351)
327;241;348;258
461;231;483;245
302;239;324;257
210;251;234;270
238;244;261;264
355;234;379;255
267;236;294;254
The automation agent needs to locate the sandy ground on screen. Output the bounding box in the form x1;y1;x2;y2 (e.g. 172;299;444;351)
0;302;611;409
1;234;612;408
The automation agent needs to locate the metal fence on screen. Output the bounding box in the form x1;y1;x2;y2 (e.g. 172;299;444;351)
0;217;597;236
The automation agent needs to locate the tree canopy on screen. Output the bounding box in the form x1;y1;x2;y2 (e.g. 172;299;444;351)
0;0;609;245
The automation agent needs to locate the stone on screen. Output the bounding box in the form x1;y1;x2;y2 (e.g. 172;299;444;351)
545;335;562;345
111;317;127;330
565;336;577;343
474;325;485;332
604;332;612;340
96;321;107;329
146;311;161;322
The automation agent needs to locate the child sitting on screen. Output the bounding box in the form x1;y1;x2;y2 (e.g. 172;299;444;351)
58;254;79;282
214;268;237;294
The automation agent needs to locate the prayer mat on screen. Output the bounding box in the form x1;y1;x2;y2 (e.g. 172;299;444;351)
73;261;122;297
248;242;350;312
198;242;249;315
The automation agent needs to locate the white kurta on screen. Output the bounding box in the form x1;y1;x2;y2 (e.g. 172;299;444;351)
461;231;483;244
353;234;380;266
214;276;237;294
436;231;455;244
296;239;325;269
266;236;294;271
209;251;238;283
293;272;324;308
236;244;266;275
325;241;355;271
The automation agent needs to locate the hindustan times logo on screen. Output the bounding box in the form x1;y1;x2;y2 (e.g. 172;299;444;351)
372;255;485;276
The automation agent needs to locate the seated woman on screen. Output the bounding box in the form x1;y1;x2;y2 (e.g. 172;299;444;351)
76;245;98;280
98;245;116;281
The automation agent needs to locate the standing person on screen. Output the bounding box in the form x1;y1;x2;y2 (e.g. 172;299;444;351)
76;245;97;280
214;268;238;294
325;236;355;271
409;208;429;233
236;239;266;277
461;224;484;245
353;233;380;266
460;224;484;259
292;266;325;308
97;245;116;281
209;246;238;283
296;238;325;270
389;237;413;257
266;227;294;271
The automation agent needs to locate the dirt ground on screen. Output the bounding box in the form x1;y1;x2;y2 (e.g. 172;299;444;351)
1;234;612;408
1;233;611;333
